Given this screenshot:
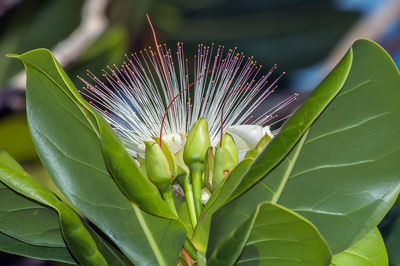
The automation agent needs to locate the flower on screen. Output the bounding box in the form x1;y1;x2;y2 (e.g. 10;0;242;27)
78;16;297;158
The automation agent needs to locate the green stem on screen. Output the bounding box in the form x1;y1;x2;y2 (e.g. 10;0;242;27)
192;171;203;219
162;188;178;217
184;238;198;261
183;176;197;228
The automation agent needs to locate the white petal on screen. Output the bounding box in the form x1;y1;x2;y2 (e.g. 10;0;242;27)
162;133;186;153
263;125;274;138
138;133;186;154
201;189;211;205
226;125;274;160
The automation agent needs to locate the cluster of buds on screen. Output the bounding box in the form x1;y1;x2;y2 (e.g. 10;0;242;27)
139;117;272;228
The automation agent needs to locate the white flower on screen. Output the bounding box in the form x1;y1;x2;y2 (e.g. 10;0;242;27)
227;125;274;160
78;18;297;157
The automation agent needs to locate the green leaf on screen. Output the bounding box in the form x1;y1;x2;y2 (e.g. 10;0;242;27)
207;202;332;265
0;150;66;248
84;225;135;266
0;182;64;247
11;48;176;219
0;177;75;264
0;231;75;264
0;150;132;265
0;150;107;265
331;228;388;265
230;40;353;200
209;39;400;254
10;49;186;265
177;200;194;239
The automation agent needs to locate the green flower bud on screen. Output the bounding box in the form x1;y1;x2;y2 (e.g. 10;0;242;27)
213;145;236;189
144;141;172;192
184;118;210;217
183;118;211;173
220;133;238;165
244;133;271;160
152;137;178;179
212;133;239;189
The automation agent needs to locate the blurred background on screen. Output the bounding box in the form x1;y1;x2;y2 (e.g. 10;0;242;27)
0;0;399;265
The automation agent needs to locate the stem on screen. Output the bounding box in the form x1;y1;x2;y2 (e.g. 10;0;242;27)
192;171;203;218
183;176;197;228
182;248;194;266
162;189;178;217
184;238;198;261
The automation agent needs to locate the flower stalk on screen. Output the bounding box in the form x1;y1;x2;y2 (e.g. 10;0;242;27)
180;175;197;228
162;188;178;217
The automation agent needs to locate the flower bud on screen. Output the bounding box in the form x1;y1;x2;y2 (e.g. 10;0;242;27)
220;133;238;165
144;141;172;192
183;118;211;173
153;137;178;179
244;133;272;160
213;145;236;189
212;133;239;188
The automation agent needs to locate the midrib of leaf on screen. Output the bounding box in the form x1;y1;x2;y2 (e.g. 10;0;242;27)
131;204;167;266
271;130;309;203
342;251;372;264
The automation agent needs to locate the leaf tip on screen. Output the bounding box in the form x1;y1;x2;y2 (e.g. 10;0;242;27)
5;53;20;59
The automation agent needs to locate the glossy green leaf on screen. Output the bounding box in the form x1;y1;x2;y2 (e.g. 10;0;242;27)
177;199;194;239
11;48;176;219
207;202;332;265
209;39;400;255
84;225;135;266
0;150;107;265
0;231;75;264
0;150;133;265
0;182;64;247
10;49;186;265
0;150;65;248
331;228;388;266
96;118;176;219
230;41;353;200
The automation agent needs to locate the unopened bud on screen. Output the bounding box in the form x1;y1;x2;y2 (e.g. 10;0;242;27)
213;145;236;189
153;137;178;179
220;133;238;165
183;118;211;173
145;141;172;192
